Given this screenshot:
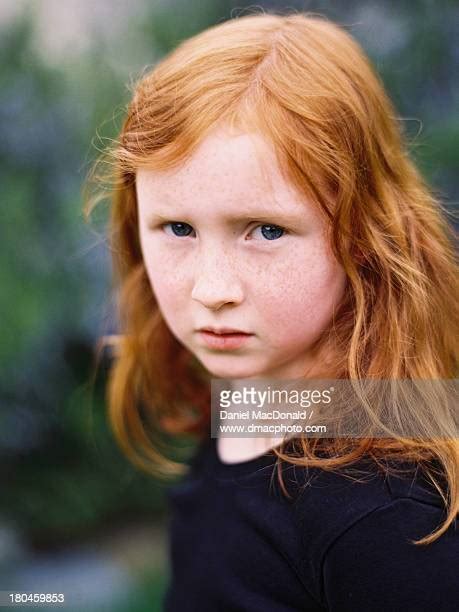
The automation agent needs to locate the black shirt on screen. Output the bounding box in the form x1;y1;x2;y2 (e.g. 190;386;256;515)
163;436;458;611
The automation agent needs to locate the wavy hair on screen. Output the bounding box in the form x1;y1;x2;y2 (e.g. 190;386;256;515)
85;13;459;545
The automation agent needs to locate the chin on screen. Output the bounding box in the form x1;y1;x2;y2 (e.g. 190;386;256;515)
199;355;265;379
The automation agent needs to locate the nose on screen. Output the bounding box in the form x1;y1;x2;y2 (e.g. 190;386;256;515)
191;248;244;310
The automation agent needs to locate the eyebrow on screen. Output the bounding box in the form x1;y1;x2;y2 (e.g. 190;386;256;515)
146;208;305;225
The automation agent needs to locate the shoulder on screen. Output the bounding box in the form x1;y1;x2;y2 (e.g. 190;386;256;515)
322;497;458;610
290;457;446;533
289;458;438;554
287;459;458;609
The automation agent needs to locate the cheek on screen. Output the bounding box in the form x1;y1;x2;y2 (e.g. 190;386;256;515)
253;242;346;338
141;245;189;324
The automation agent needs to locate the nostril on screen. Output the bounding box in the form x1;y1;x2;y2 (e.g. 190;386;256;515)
191;275;244;309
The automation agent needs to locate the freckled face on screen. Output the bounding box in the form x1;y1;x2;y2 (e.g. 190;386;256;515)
136;129;347;379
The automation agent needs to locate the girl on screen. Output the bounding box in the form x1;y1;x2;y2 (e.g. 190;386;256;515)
86;13;459;611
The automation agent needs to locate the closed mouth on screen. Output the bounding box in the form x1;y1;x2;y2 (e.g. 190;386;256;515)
199;328;252;335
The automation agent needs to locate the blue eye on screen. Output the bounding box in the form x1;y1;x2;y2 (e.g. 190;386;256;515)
162;221;285;241
253;224;285;241
165;222;194;237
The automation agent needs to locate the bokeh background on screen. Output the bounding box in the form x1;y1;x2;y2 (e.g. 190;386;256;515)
1;0;458;610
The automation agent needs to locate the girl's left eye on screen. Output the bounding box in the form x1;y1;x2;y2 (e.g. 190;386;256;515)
251;224;285;241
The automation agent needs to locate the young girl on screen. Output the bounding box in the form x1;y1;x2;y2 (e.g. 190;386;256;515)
86;13;459;611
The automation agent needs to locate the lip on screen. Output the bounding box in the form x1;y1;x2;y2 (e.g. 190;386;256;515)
197;329;253;351
198;326;250;334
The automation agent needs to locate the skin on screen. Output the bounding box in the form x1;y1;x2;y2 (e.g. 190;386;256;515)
136;127;347;382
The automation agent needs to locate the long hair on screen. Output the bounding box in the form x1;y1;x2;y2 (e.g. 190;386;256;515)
85;13;459;545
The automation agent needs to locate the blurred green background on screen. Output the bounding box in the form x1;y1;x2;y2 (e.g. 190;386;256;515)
1;1;458;610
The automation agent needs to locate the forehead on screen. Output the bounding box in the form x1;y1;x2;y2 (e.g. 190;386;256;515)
136;129;312;215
